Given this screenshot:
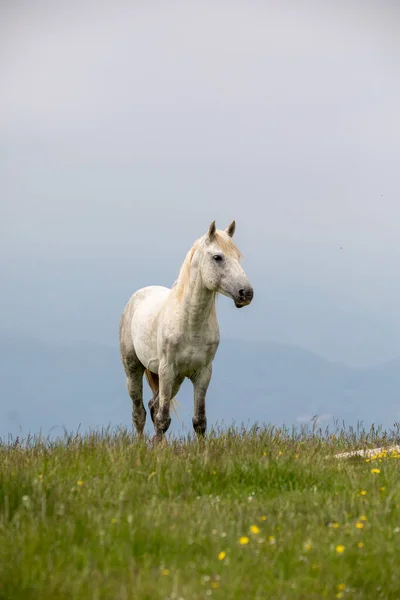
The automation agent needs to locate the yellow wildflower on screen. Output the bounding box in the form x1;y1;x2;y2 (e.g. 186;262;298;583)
218;551;226;561
211;582;219;589
161;569;170;576
371;468;380;474
268;536;276;544
304;541;312;552
380;487;386;492
360;490;367;496
239;536;249;545
360;515;367;521
337;593;344;599
331;522;340;529
355;522;364;529
250;525;260;535
337;583;345;591
77;480;84;486
260;515;267;521
335;545;345;554
111;517;117;524
358;541;364;548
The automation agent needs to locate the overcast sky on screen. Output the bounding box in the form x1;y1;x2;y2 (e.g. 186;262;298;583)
1;0;400;366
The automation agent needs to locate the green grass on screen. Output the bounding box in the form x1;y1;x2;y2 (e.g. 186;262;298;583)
1;423;400;599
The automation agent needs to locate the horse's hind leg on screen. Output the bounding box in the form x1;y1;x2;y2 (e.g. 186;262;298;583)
149;391;159;424
127;369;146;436
145;370;159;424
120;301;146;436
122;351;146;436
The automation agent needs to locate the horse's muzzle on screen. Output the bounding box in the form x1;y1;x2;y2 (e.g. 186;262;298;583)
234;286;254;308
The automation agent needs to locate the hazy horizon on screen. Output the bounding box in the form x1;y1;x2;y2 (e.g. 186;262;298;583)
2;1;400;381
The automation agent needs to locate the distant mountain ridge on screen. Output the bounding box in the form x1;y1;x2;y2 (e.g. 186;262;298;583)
1;331;399;441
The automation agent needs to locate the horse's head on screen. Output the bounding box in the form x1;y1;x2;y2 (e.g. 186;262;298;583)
200;220;254;308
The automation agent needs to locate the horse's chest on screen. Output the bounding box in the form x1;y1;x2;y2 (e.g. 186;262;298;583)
173;337;218;374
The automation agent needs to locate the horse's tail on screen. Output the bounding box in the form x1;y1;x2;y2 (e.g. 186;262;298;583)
144;369;159;397
144;369;180;416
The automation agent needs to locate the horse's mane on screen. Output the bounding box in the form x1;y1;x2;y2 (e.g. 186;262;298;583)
172;231;242;301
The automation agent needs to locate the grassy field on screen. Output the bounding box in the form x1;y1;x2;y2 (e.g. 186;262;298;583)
1;423;400;599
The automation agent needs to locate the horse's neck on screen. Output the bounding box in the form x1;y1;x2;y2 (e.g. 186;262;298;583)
180;271;217;333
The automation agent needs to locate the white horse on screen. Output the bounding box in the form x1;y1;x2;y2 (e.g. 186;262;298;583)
119;220;253;440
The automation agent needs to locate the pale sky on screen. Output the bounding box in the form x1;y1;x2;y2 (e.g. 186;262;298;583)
1;0;400;366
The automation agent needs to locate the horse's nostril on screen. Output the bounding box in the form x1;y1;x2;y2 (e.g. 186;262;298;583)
238;289;245;298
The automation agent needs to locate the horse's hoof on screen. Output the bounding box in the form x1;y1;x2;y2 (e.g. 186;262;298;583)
196;436;207;450
150;434;167;448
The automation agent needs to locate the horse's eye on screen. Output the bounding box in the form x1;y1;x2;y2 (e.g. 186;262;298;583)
213;254;223;261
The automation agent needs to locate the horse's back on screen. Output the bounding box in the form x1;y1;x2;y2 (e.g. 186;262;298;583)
131;286;170;322
120;286;170;371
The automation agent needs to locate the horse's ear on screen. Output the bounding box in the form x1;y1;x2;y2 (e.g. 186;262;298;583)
207;220;216;241
225;220;236;237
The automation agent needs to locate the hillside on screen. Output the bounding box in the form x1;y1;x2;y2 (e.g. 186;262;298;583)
1;428;400;599
1;332;399;441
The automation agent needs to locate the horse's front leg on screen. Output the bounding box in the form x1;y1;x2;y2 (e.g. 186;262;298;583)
154;359;177;440
190;364;212;437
